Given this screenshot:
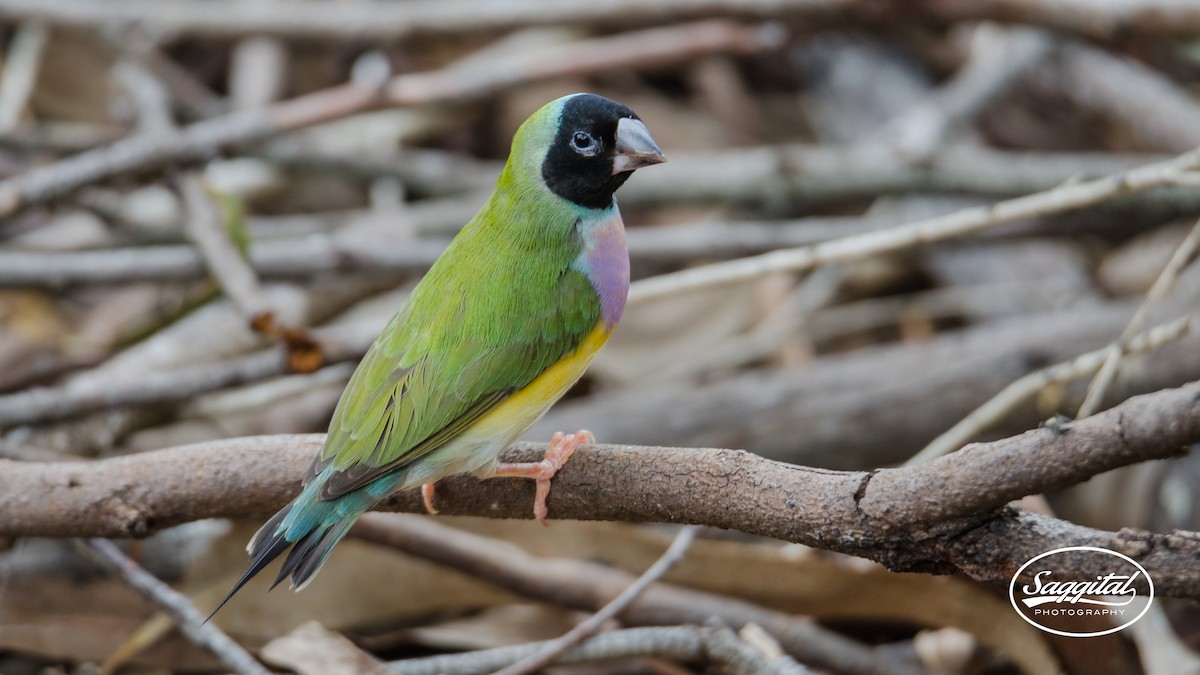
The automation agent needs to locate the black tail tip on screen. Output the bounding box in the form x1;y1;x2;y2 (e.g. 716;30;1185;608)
206;524;292;620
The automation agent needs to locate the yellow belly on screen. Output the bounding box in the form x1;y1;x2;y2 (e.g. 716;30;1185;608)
471;322;611;438
397;322;612;486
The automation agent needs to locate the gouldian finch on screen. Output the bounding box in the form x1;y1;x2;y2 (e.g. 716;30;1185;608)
212;93;664;610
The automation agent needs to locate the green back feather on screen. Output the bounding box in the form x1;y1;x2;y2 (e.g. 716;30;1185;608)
312;97;604;498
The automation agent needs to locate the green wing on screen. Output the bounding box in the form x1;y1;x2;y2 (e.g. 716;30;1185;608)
308;256;600;500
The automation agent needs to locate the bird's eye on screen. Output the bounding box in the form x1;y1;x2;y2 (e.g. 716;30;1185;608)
570;131;598;155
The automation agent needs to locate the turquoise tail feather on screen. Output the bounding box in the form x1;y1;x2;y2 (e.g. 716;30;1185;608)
206;468;402;620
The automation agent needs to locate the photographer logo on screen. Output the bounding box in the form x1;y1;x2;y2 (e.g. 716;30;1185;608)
1009;546;1153;638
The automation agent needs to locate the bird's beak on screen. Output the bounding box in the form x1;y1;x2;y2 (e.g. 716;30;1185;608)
612;117;666;175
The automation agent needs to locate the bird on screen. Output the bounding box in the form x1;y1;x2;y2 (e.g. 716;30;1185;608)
209;92;665;615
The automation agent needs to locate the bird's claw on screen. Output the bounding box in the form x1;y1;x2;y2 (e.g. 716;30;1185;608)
421;482;439;515
492;429;593;526
530;430;592;525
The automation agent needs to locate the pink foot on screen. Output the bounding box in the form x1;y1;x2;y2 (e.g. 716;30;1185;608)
421;482;439;515
490;430;594;526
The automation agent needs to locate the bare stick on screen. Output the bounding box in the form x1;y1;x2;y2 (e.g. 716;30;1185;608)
177;172;324;370
627;144;1200;304
114;59;175;135
0;20;49;131
494;526;699;675
0;328;372;428
739;623;812;674
907;314;1196;466
1051;42;1200;153
4;382;1198;597
179;174;270;322
386;625;801;675
1077;220;1200;417
77;539;270;675
921;0;1200;41
0;20;775;218
873;26;1054;157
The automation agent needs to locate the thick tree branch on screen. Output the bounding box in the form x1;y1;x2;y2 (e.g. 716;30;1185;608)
1;383;1196;597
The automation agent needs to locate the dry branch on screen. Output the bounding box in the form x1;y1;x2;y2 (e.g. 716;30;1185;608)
919;0;1200;40
0;20;775;219
179;174;271;323
629;143;1200;303
620;144;1165;209
0;217;887;288
1051;42;1200;153
0;20;48;131
179;173;324;371
539;300;1200;469
5;0;1198;42
492;525;699;675
78;539;270;675
0;329;371;428
386;625;799;675
5;144;1196;290
1078;223;1200;417
908;313;1197;465
3;382;1197;597
0;0;825;40
265;144;1181;207
352;514;908;675
873;26;1053;157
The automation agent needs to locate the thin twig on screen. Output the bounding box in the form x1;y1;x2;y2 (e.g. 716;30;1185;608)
1077;219;1200;417
907;314;1197;466
77;539;270;675
493;526;700;675
627;144;1200;304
